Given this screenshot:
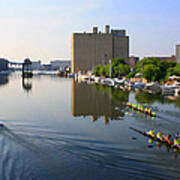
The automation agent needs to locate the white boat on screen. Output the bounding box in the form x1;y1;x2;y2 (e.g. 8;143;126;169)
94;76;101;83
134;82;145;89
162;86;175;96
162;82;180;96
114;78;125;85
78;75;90;81
144;82;162;94
101;78;115;87
174;82;180;88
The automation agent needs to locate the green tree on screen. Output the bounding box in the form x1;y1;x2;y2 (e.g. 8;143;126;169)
127;71;136;78
143;64;161;82
111;57;130;77
173;64;180;76
100;65;109;77
112;57;126;67
134;57;177;82
118;64;130;76
94;65;101;76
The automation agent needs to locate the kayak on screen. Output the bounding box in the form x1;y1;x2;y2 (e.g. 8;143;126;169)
130;127;180;150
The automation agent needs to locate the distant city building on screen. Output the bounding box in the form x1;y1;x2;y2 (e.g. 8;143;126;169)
30;60;41;70
176;45;180;63
71;25;129;73
129;56;139;68
159;56;176;62
41;64;52;71
0;58;9;71
146;56;176;62
50;60;71;71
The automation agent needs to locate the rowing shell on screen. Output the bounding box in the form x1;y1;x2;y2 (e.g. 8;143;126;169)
130;127;180;150
127;105;156;117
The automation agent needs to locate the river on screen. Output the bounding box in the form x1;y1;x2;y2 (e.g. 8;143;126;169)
0;72;180;180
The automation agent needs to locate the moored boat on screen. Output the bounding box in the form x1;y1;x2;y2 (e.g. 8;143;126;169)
101;78;115;87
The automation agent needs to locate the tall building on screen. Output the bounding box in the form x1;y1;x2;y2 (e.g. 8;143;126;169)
71;25;129;73
129;56;139;68
0;58;8;71
176;45;180;63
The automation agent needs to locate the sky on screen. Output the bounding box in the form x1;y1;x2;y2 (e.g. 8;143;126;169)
0;0;180;63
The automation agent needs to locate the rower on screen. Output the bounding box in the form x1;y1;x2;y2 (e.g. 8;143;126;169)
163;134;173;145
156;131;163;141
151;112;156;117
134;104;138;110
148;109;152;115
146;130;155;137
138;105;141;111
173;137;180;148
144;107;148;114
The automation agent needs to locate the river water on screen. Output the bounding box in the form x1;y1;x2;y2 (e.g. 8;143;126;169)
0;72;180;180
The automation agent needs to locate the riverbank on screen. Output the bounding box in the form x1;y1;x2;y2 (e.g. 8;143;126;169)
75;74;180;99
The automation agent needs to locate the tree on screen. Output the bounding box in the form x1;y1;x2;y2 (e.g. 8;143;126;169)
112;57;126;67
143;64;161;82
93;57;130;78
118;64;130;76
173;64;180;76
134;57;177;82
112;57;130;77
127;71;136;78
100;65;109;77
94;65;101;76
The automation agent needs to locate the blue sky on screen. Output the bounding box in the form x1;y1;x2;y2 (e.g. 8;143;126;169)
0;0;179;63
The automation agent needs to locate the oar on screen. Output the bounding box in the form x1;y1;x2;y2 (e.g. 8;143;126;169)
129;127;146;136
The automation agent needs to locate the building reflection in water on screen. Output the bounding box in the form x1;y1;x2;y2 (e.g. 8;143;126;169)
22;77;32;93
0;75;9;87
72;80;129;124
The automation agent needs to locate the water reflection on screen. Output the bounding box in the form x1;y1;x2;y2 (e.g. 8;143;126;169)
72;81;129;124
0;75;9;87
22;77;32;92
135;92;180;109
147;137;180;159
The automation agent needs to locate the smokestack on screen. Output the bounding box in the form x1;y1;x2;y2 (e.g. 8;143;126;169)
105;25;110;34
93;27;98;34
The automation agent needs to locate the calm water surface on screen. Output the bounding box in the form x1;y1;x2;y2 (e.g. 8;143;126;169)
0;72;180;180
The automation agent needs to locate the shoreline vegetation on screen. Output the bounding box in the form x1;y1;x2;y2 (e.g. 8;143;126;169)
93;57;180;82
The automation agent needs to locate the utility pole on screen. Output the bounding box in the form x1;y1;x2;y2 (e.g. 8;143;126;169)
109;59;112;78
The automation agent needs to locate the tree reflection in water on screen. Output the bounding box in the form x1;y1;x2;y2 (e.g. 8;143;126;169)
135;92;180;109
